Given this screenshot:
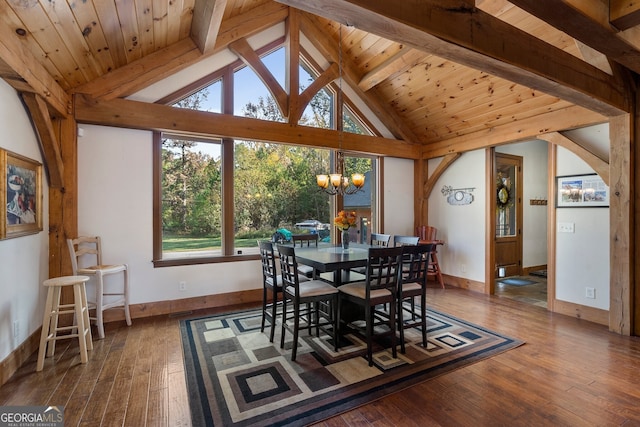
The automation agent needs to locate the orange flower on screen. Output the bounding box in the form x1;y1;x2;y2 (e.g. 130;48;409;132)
334;210;357;231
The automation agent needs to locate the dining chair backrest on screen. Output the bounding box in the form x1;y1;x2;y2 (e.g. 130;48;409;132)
292;233;318;247
393;235;420;247
277;245;302;295
258;240;278;286
370;233;391;247
401;244;433;285
365;246;404;297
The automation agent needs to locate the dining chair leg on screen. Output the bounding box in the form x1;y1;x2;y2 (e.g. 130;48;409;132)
420;291;427;347
333;297;340;352
398;299;406;354
291;302;300;361
389;301;397;359
270;289;278;343
280;298;287;350
365;305;374;366
261;287;267;334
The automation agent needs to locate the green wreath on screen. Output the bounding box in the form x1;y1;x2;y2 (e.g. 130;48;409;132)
496;181;512;210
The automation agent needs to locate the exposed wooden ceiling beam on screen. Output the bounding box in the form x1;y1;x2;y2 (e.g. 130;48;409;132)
509;0;640;75
422;105;606;158
299;12;421;142
539;131;609;185
277;0;628;116
20;93;64;188
191;0;228;54
74;93;420;159
74;2;289;100
358;48;425;91
610;0;640;31
0;17;69;118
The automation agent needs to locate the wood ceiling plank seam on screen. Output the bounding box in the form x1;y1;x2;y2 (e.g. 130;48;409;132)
65;0;117;75
166;0;185;46
114;0;143;63
357;39;404;73
405;91;564;131
152;0;169;50
358;48;426;92
423;100;575;141
421;106;606;158
135;0;157;57
40;0;104;82
401;80;552;119
93;0;129;68
179;0;197;41
422;98;574;138
4;2;84;89
0;5;69;90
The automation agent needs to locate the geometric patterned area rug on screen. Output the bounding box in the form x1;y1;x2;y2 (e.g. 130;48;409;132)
180;308;524;427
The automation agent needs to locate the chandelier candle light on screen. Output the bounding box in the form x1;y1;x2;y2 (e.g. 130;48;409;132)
334;210;357;250
316;24;365;196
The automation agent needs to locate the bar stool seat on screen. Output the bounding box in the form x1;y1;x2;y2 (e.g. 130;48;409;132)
37;275;93;371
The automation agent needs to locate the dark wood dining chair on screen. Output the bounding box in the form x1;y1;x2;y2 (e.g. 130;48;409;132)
351;233;392;276
393;235;420;246
338;246;403;366
277;245;340;361
397;243;434;353
292;233;319;278
258;240;309;342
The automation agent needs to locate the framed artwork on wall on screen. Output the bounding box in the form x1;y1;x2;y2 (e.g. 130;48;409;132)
1;149;43;239
556;173;609;208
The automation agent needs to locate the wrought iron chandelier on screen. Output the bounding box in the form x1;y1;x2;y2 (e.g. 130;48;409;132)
316;24;365;196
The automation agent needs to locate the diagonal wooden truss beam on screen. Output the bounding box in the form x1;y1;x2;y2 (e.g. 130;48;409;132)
229;38;289;117
538;131;609;185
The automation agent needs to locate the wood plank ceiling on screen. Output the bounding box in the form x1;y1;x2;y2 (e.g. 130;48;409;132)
1;0;639;158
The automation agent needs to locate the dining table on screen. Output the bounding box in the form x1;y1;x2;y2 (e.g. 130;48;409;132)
293;243;372;286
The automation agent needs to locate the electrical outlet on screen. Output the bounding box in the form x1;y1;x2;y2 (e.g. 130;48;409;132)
13;320;18;339
558;222;575;233
585;287;596;299
179;281;187;291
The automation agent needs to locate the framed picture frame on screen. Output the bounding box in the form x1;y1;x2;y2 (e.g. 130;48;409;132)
1;149;43;239
556;173;609;208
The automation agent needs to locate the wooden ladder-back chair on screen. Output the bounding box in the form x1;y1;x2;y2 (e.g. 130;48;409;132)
67;236;131;339
419;226;445;288
338;246;403;366
277;245;340;361
292;233;319;278
397;243;433;353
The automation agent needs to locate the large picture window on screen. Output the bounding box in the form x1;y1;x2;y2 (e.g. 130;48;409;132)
152;41;380;266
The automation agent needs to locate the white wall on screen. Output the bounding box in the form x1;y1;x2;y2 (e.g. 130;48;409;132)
496;140;548;268
76;125;414;305
428;151;486;282
0;80;50;362
383;157;414;236
77;125;262;305
555;147;609;310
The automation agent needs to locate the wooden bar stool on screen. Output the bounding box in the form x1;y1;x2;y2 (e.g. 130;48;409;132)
37;275;93;371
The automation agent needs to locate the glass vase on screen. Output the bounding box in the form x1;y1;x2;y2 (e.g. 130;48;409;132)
342;230;350;251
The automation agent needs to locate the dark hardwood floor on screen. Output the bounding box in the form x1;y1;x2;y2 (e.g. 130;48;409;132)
2;284;640;426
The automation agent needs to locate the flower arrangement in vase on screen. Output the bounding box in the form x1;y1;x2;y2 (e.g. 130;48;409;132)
334;211;357;250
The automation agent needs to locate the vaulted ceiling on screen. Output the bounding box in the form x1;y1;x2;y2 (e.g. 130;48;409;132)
0;0;637;161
